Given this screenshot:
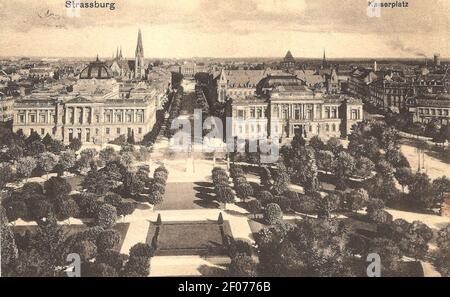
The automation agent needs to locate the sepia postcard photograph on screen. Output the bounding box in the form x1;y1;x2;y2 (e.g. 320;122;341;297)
0;0;450;289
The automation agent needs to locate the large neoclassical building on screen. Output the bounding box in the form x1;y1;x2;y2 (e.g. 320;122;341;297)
13;58;163;144
227;74;363;143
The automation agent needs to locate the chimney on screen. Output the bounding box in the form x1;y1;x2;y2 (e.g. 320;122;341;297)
434;53;441;67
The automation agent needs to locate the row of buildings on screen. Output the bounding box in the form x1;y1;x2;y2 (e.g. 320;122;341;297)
4;30;171;145
348;56;450;125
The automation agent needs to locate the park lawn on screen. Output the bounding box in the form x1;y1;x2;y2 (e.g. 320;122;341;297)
150;220;232;256
12;222;130;252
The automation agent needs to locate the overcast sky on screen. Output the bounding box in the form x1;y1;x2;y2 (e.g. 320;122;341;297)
0;0;449;59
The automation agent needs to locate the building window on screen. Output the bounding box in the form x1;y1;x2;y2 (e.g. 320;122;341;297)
351;109;358;120
326;124;330;132
332;124;336;131
19;114;25;123
96;115;100;123
116;113;122;123
40;113;46;123
331;108;337;118
41;128;45;135
325;107;330;119
250;108;255;118
126;113;132;123
29;114;36;123
137;113;143;123
95;128;99;135
138;128;142;134
106;128;110;135
117;128;121;135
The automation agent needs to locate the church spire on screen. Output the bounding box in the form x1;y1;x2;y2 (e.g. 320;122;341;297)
322;49;327;69
135;29;144;57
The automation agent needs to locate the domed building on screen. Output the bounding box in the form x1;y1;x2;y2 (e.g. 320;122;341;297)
79;57;113;80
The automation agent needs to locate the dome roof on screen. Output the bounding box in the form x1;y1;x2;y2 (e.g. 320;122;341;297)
79;58;113;79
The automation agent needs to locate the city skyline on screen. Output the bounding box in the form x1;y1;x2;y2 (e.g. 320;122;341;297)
0;0;449;59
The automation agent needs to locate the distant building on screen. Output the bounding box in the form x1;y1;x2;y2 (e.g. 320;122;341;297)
407;93;450;125
215;68;285;103
108;30;147;80
348;68;377;99
281;50;296;69
368;75;412;112
0;95;14;122
227;74;363;143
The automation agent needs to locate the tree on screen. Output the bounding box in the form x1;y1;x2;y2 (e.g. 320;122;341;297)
129;243;153;259
366;238;402;276
354;156;375;179
395;167;413;192
30;200;54;220
316;150;334;174
56;199;79;222
151;182;166;195
257;190;275;206
121;256;150;277
272;163;290;196
326;137;343;156
247;199;262;218
77;148;97;172
0;215;18;270
30;217;66;268
316;192;341;219
309;135;325;152
123;172;146;196
259;166;272;190
95;204;117;229
4;199;28;222
235;182;253;202
15;156;37;181
229;254;257;277
97;229;121;252
69;138;82;152
215;185;235;208
44;176;72;201
0;163;14;188
36;152;58;179
73;240;97;262
434;224;450;276
432;177;450;214
333;151;355;190
58;150;76;172
408;173;434;210
119;152;135;168
345;188;369;212
104;193;122;207
99;147;117;165
148;191;164;205
264;203;283;225
96;249;128;272
85;262;118;277
26;141;45;157
116;202;135;217
291;147;320;193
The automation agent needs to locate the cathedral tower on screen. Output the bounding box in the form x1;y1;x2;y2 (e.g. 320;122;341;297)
135;29;145;79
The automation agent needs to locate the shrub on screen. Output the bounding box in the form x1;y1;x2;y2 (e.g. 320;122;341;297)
148;191;164;205
276;196;291;212
151;182;166;195
247;199;262;216
117;202;135;217
229;254;257;277
4;200;28;221
104;193;122;207
73;240;97;262
30;199;54;220
129;243;153;259
96;229;121;251
96;249;128;271
257;191;275;206
95;204;117;229
229;240;253;257
263;203;283;225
